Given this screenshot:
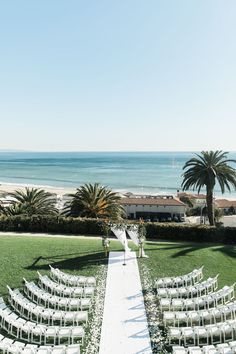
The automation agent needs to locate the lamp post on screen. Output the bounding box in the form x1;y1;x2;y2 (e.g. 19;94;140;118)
123;250;126;266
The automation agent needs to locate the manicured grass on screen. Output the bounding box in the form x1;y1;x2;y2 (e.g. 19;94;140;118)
1;235;235;297
0;234;235;353
0;235;125;297
139;240;236;287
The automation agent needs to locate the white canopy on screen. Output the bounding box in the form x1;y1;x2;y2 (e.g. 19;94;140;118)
111;227;131;252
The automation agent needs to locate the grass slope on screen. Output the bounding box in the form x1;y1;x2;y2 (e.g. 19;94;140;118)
0;236;235;296
139;240;236;287
0;235;124;296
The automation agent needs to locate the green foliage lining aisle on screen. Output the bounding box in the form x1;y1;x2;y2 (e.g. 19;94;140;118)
82;265;107;354
182;151;236;226
139;263;163;353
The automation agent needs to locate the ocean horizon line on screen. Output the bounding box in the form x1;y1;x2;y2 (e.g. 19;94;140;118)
1;150;236;154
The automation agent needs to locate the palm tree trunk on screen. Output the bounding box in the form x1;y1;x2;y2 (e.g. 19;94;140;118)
206;188;214;226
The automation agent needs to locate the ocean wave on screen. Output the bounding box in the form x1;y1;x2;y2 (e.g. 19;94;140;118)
0;175;81;185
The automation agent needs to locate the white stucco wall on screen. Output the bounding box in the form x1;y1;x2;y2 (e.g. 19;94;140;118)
122;204;186;218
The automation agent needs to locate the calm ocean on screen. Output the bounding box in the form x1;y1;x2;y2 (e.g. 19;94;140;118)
0;151;236;198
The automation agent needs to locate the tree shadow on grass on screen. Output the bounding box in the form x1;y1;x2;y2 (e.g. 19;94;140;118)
24;251;108;271
212;245;236;259
146;243;236;259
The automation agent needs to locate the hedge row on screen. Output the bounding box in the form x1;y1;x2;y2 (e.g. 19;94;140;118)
0;215;235;244
0;215;103;235
145;223;236;244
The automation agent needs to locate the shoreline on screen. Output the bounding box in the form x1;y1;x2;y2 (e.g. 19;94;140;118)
0;181;236;201
0;182;76;196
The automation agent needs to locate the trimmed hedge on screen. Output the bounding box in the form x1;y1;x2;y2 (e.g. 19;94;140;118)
0;215;235;244
145;223;236;244
0;215;103;236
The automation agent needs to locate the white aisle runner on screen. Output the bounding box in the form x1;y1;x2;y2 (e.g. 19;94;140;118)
99;252;152;354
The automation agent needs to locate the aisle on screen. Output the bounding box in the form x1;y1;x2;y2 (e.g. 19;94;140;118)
99;251;152;354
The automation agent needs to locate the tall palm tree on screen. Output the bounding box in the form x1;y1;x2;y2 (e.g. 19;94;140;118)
182;151;236;225
64;183;125;219
0;187;58;216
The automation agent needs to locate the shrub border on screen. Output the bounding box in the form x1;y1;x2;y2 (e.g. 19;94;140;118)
0;216;235;244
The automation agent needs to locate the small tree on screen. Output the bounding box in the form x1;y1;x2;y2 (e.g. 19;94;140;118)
0;188;58;216
138;220;146;258
100;220;111;257
214;207;223;222
179;195;194;208
64;183;125;219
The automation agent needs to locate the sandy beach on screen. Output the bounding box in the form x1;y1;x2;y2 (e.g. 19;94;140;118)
0;182;129;198
0;182;76;197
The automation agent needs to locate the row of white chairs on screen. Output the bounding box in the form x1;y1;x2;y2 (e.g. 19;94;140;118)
37;273;94;299
24;280;91;311
172;342;236;354
0;333;80;354
155;267;204;288
8;289;88;326
168;319;236;346
0;303;84;346
160;285;235;312
157;276;219;299
163;302;236;327
49;266;96;288
0;266;96;352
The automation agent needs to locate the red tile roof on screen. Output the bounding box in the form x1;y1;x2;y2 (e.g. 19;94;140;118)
120;196;186;207
177;192;206;200
215;199;236;208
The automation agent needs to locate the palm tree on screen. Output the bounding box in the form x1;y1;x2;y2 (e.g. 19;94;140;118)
0;187;58;216
64;183;125;219
0;203;25;216
182;151;236;225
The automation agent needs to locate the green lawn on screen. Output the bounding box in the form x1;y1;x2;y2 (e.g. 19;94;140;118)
139;240;236;288
0;235;123;296
0;235;235;353
0;235;235;296
137;240;236;353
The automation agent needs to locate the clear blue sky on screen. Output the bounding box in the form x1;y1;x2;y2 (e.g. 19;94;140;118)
0;0;235;151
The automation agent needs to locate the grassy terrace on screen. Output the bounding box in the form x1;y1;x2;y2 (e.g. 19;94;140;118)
0;235;113;296
0;234;235;353
138;240;236;352
0;234;235;295
139;240;236;288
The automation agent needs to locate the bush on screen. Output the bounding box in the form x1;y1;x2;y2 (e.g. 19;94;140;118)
0;215;103;236
0;215;235;244
145;222;236;244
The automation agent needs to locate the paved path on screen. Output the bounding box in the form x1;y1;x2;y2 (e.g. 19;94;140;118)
99;251;152;354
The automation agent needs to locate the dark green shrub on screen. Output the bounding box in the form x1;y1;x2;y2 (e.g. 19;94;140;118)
0;216;235;244
0;215;103;236
145;223;236;243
